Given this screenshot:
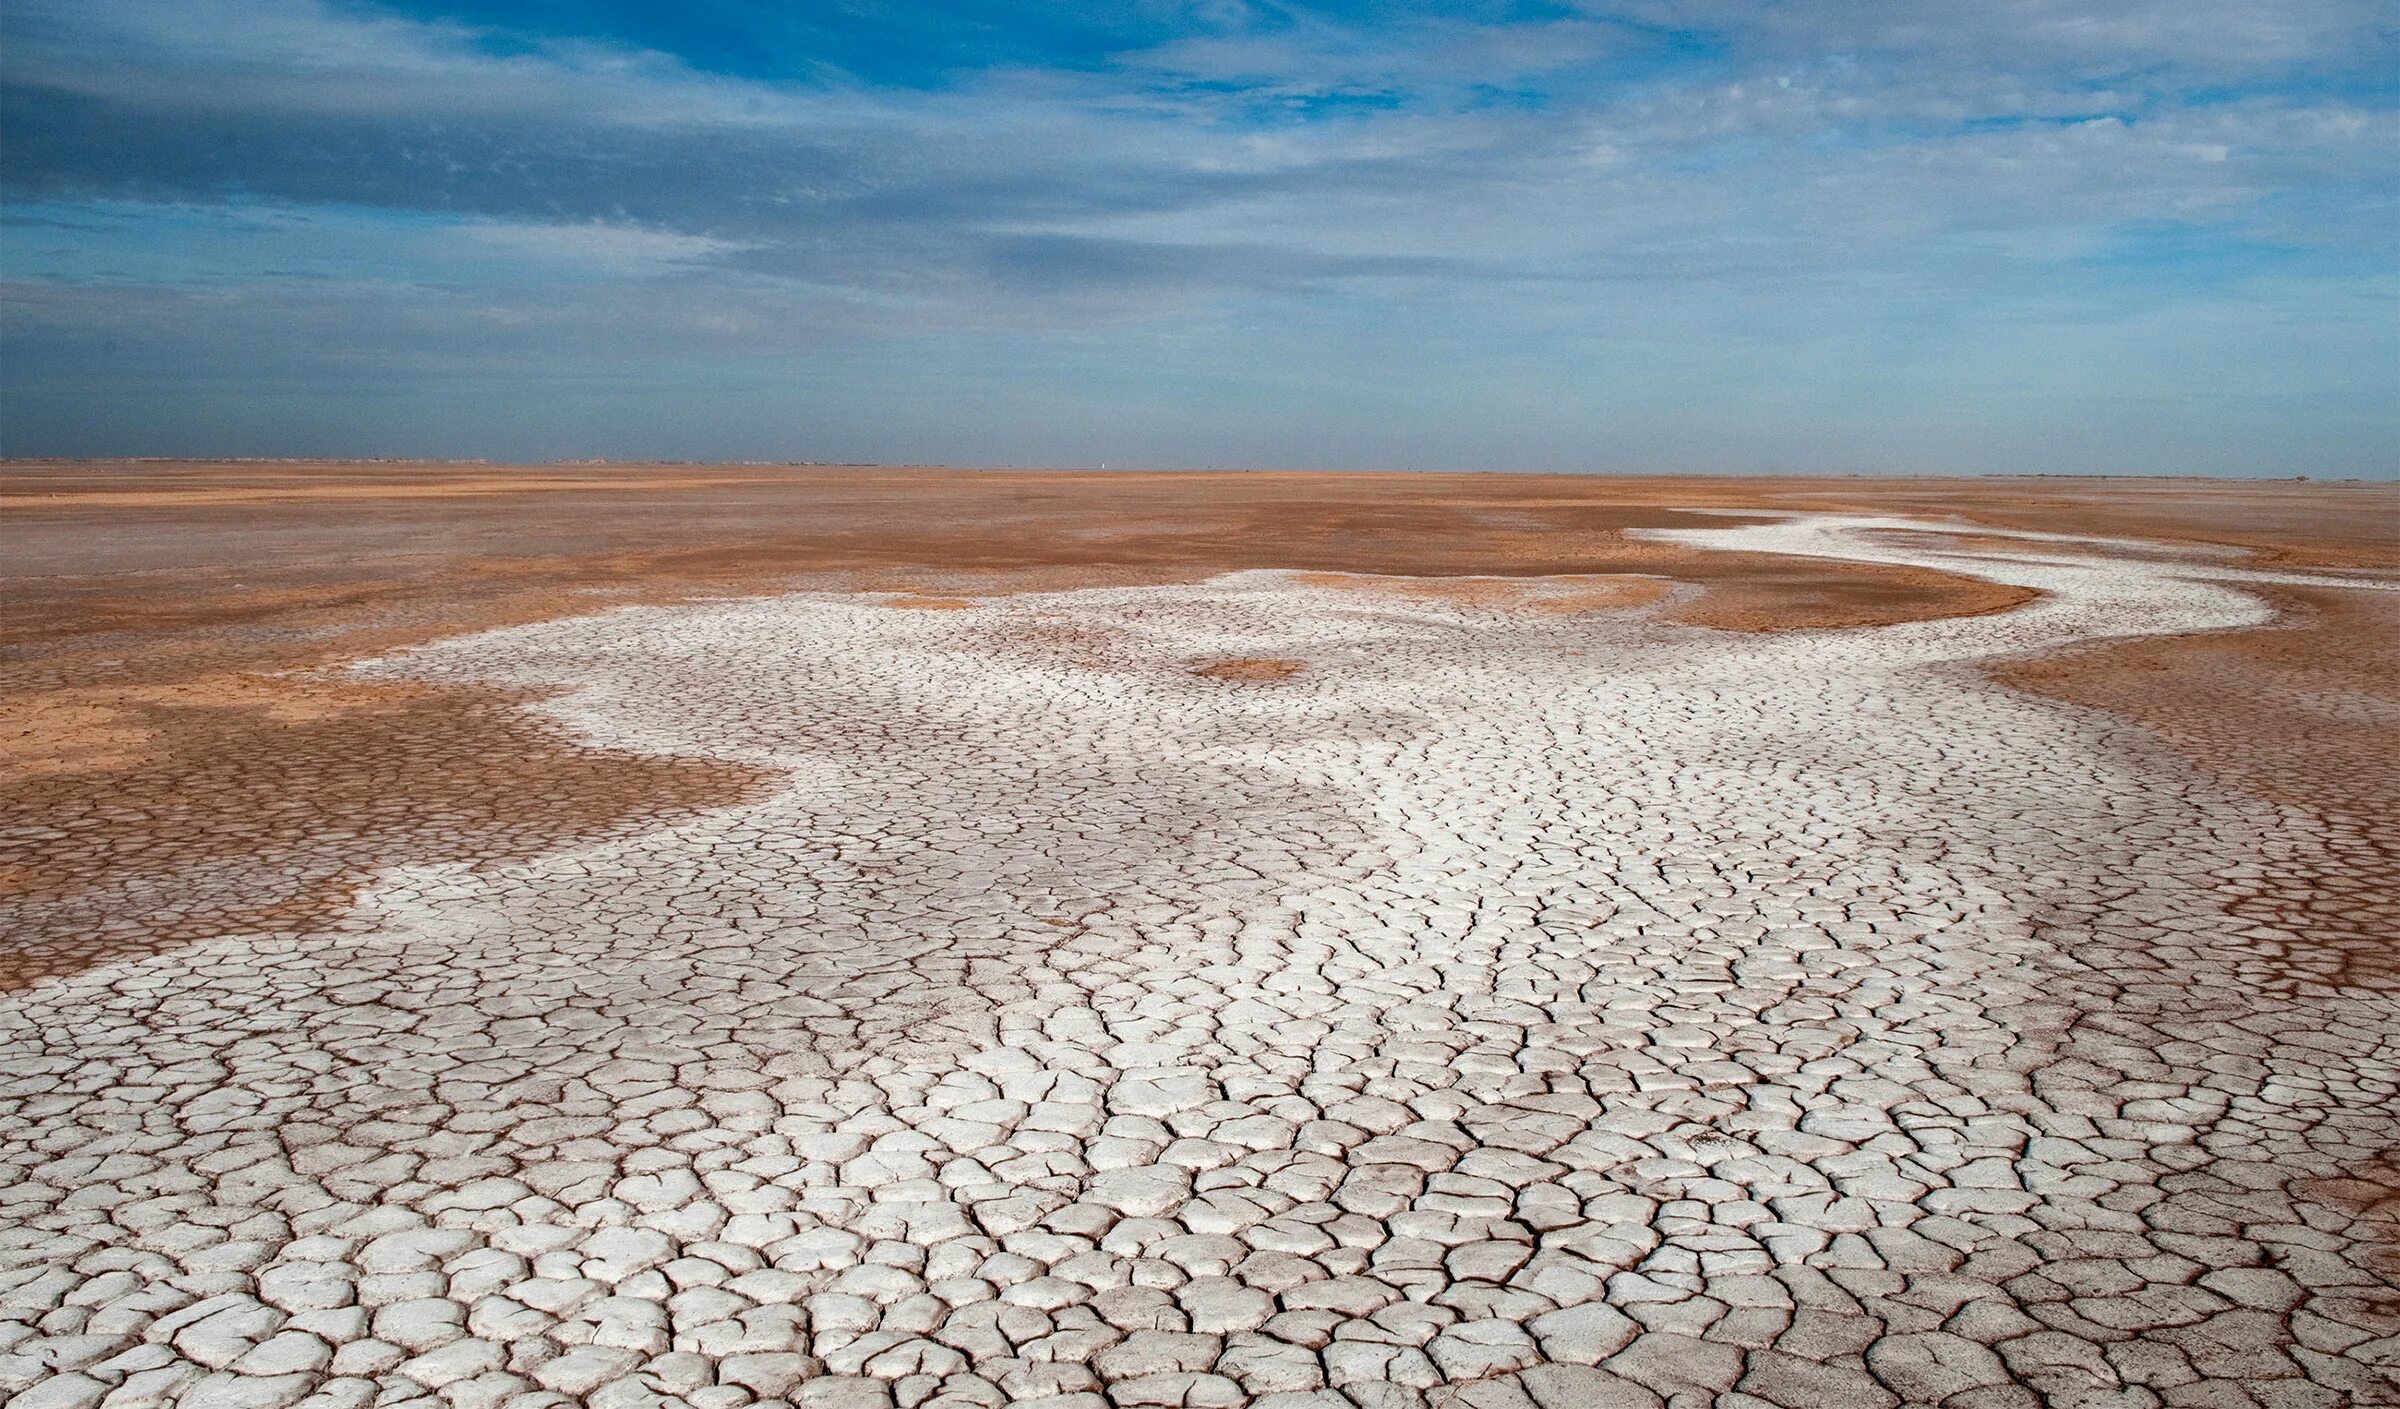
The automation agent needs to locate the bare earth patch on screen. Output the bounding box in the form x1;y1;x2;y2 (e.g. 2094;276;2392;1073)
1190;656;1306;682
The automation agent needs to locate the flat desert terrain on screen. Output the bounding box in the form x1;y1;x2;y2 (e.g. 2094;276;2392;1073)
2;464;2396;1409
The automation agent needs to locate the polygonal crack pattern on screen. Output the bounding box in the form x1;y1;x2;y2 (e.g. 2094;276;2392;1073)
2;516;2396;1409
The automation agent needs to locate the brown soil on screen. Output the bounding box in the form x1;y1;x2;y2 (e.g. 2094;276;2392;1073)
878;595;982;610
0;673;770;990
1191;658;1307;683
1994;584;2400;987
1780;476;2400;571
2;462;2392;990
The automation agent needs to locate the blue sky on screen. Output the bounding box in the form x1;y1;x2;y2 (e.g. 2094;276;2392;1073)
3;1;2394;473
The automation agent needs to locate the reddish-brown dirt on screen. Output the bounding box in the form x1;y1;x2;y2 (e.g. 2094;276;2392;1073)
1190;658;1308;683
1995;584;2400;987
1288;572;1675;616
2;462;2392;989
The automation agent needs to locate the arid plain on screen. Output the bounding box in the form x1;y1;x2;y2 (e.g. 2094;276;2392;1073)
2;464;2396;1409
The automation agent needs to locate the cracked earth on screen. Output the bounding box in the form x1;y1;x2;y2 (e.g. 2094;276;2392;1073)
4;510;2398;1409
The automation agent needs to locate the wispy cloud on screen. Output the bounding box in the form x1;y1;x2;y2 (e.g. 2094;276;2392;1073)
2;0;2392;469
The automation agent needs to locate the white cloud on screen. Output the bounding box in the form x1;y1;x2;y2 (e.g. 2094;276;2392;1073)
5;0;849;127
1593;0;2391;73
455;220;752;275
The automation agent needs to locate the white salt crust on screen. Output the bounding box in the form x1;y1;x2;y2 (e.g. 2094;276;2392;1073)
2;515;2395;1409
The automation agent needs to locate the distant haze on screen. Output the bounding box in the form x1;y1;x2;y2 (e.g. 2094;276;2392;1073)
3;1;2394;475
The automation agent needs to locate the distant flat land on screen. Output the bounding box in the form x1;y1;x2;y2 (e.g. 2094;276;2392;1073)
1;463;2394;1407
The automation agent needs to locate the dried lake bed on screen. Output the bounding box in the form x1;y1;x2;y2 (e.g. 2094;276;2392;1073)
2;470;2397;1409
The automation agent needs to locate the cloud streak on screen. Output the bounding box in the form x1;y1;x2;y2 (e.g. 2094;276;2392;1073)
2;0;2393;470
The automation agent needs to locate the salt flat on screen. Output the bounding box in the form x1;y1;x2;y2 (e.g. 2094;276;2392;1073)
2;512;2394;1409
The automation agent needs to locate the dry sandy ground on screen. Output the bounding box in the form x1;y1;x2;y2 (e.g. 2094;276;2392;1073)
0;463;2395;1409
